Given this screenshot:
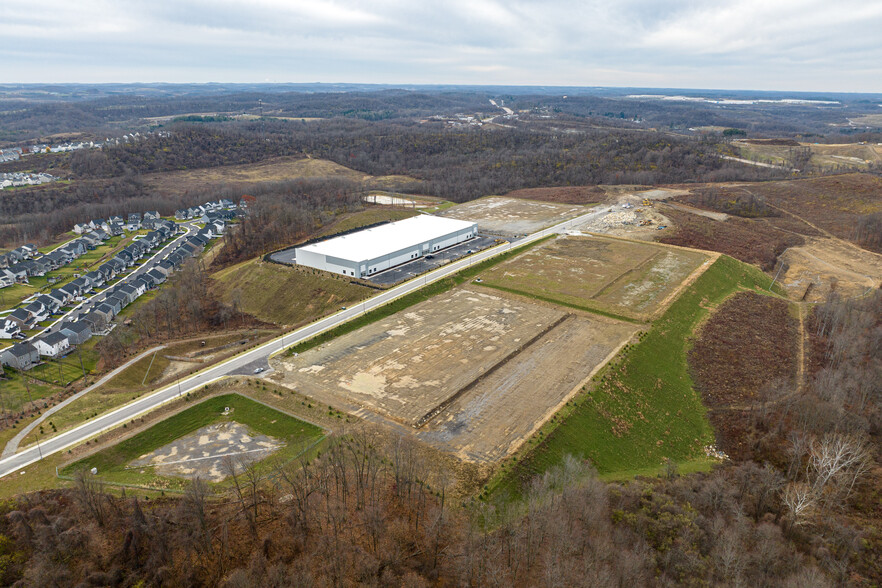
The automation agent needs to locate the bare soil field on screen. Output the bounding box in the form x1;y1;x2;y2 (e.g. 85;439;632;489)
272;288;567;425
417;314;636;462
480;235;711;321
439;196;585;236
129;421;283;482
270;285;636;464
777;237;882;302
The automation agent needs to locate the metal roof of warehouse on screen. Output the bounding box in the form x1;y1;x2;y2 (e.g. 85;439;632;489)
297;215;476;262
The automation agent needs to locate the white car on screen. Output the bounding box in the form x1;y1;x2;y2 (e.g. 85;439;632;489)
253;367;264;374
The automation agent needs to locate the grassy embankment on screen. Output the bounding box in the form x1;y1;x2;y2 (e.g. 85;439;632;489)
489;255;781;499
62;394;324;490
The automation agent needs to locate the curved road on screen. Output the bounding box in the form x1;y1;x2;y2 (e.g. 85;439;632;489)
0;206;610;479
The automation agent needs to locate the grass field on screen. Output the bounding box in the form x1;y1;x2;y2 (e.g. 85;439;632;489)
491;255;780;498
0;368;61;414
480;235;710;322
62;394;324;490
211;258;371;326
26;358;87;387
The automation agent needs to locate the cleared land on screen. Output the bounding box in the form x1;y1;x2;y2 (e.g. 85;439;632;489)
275;288;567;426
211;258;370;327
273;286;635;463
440;196;585;236
63;394;323;490
417;314;636;462
143;156;420;194
143;157;365;192
737;174;882;248
480;235;711;321
777;237;882;302
659;208;806;271
734;139;882;170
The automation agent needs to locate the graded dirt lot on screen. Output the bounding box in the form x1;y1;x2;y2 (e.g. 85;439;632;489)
271;285;636;464
480;235;711;321
129;421;283;482
273;288;567;425
440;196;585;236
777;237;882;302
417;314;636;462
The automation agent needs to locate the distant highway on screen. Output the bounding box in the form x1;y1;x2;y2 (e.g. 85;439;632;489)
0;206;610;479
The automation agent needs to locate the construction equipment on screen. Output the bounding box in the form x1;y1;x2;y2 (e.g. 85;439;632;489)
641;199;653;207
639;219;654;226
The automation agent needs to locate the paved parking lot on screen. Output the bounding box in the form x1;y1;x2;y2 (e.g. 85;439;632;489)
367;236;501;285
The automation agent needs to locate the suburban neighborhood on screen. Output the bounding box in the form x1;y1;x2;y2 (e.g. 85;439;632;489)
0;198;240;377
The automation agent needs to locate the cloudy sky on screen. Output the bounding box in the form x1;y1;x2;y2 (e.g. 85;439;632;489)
2;0;881;92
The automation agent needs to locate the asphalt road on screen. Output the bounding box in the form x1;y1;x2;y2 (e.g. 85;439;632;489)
0;206;610;479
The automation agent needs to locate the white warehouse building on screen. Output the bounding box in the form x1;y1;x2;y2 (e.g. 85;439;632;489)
295;215;478;278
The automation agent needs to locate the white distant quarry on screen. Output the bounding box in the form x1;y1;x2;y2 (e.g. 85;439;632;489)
295;215;478;278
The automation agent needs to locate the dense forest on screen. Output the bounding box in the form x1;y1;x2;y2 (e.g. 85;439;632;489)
2;119;790;246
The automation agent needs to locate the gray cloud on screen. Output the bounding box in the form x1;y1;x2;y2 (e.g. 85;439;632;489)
1;0;880;91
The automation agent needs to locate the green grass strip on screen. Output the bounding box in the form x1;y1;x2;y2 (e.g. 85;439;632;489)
287;236;554;354
490;255;777;500
477;282;644;324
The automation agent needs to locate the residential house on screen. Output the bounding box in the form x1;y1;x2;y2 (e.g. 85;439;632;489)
0;342;39;370
81;311;108;333
49;288;71;306
58;282;81;300
155;261;174;276
34;332;69;358
59;321;92;345
35;294;61;314
95;301;118;320
6;308;34;330
144;211;160;221
6;265;28;282
23;301;49;322
73;222;91;234
0;320;20;339
174;209;188;220
118;283;139;304
127;213;141;231
85;270;105;288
